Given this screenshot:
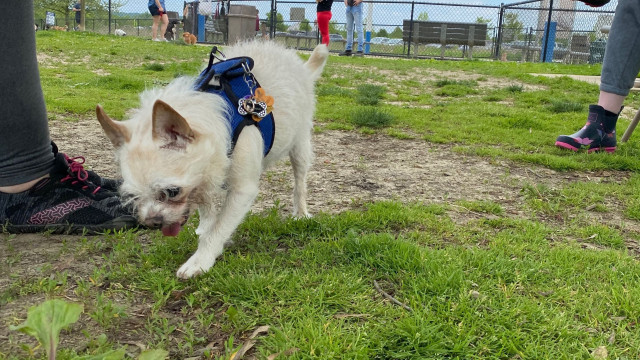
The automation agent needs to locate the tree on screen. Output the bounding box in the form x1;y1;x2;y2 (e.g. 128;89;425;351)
417;12;428;21
266;11;288;32
300;18;311;32
34;0;122;26
390;26;403;39
376;28;389;37
502;13;523;42
475;17;491;25
475;17;492;40
328;20;340;35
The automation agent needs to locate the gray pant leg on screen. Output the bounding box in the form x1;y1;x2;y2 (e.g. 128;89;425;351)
600;0;640;96
0;0;54;187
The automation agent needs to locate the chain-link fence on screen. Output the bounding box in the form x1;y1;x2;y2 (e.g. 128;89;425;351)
499;0;615;63
34;0;617;63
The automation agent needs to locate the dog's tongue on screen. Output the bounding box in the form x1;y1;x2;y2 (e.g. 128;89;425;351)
161;223;182;237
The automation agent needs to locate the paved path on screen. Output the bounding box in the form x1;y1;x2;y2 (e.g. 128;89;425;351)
530;74;640;91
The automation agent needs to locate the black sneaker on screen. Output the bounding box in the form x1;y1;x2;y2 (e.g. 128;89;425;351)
0;153;138;234
51;142;121;192
355;51;364;57
339;49;353;56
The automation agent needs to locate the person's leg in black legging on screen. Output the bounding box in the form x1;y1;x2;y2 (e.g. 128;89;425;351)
0;0;138;234
0;0;54;189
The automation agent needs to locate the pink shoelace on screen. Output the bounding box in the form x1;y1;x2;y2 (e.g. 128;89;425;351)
60;154;101;195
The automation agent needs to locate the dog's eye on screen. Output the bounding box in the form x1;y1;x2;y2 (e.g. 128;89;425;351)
158;187;181;202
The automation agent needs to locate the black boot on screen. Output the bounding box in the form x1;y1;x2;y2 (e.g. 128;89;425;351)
555;105;619;153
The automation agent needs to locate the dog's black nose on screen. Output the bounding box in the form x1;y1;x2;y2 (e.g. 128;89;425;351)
146;216;164;229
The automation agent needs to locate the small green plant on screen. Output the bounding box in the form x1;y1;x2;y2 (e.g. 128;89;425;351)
10;299;167;360
143;63;165;72
351;107;394;128
356;84;386;105
506;84;524;93
548;100;583;113
10;299;83;360
434;79;478;87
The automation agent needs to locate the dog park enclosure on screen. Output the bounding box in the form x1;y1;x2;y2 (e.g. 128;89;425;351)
34;0;616;62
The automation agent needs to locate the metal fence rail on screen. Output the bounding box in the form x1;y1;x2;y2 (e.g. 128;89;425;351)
35;0;617;63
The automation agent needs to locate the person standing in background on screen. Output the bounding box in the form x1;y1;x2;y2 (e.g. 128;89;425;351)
148;0;169;41
316;0;334;46
72;1;81;30
339;0;363;56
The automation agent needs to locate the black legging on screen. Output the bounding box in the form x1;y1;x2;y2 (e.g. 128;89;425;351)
0;0;54;186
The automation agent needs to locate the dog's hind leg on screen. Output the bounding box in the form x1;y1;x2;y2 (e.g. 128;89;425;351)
289;133;313;218
176;129;264;279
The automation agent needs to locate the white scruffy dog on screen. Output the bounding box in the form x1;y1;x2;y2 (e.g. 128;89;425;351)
96;41;329;278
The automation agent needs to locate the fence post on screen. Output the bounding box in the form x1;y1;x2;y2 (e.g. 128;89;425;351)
541;0;554;62
495;3;504;59
270;0;277;39
108;0;112;34
407;1;414;58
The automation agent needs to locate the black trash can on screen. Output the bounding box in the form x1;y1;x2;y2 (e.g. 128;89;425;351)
589;38;606;64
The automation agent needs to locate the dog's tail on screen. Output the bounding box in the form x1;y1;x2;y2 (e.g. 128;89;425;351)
304;44;329;82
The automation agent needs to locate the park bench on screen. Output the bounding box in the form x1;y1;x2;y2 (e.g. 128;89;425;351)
566;34;590;64
402;20;487;59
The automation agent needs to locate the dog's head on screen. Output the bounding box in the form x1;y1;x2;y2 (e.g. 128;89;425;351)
96;80;231;236
183;32;191;39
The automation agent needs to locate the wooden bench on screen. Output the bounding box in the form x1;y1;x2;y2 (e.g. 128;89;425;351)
402;20;487;59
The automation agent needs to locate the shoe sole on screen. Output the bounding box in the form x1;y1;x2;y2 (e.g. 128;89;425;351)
555;141;579;151
556;141;616;153
2;216;139;235
588;147;616;153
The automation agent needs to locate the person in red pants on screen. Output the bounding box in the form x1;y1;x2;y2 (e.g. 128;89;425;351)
316;0;334;45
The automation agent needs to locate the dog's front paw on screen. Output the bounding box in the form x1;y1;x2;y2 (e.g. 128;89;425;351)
176;253;216;279
293;211;312;219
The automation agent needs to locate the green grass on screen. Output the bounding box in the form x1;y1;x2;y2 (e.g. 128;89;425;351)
351;107;394;128
3;31;640;359
356;84;386;106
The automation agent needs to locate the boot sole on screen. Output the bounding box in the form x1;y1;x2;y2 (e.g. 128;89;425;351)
555;141;579;151
556;141;616;153
588;146;616;153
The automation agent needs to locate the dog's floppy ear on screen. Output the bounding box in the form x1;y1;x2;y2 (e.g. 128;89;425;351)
152;100;195;150
96;104;130;148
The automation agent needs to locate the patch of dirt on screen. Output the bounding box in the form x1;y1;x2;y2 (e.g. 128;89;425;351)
344;65;547;92
45;118;628;219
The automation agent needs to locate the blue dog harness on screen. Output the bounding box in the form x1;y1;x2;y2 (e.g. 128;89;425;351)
193;46;275;156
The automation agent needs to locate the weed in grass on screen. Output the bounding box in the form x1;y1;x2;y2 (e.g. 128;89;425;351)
89;293;127;329
455;200;504;215
356;84;386;105
506;84;524;92
317;84;353;97
548;100;584;113
143;63;165;72
483;93;506;102
433;79;479;97
434;79;478;87
351;107;394;128
386;129;414;139
10;299;167;360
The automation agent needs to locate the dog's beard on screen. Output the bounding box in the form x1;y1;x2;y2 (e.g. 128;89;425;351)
121;183;203;236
